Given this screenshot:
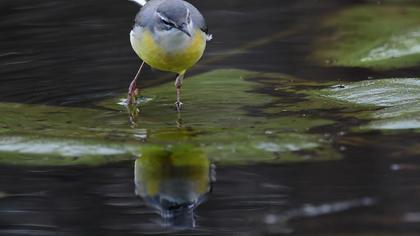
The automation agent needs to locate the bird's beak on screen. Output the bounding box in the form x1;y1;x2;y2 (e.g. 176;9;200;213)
177;24;192;37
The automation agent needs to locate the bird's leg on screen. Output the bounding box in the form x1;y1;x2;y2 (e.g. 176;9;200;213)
127;61;145;105
174;73;184;111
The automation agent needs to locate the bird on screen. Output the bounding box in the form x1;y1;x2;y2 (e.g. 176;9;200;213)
128;0;212;111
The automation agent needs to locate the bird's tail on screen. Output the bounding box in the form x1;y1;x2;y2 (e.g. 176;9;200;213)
129;0;147;6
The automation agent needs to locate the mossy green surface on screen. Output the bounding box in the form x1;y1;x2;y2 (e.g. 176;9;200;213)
312;5;420;69
0;69;340;166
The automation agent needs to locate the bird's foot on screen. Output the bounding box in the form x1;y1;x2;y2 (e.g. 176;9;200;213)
126;88;140;126
175;101;183;112
127;86;138;105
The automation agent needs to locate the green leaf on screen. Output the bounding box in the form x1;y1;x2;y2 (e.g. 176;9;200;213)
0;69;340;165
314;78;420;131
311;5;420;69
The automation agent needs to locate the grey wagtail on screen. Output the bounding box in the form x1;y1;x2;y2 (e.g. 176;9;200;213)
128;0;212;111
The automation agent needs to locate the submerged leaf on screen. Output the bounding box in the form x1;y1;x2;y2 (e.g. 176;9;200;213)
312;5;420;69
0;69;340;165
321;79;420;107
315;78;420;131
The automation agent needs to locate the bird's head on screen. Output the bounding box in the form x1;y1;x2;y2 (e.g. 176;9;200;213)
154;0;193;37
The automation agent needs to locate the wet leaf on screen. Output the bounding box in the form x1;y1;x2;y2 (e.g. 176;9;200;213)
0;69;340;165
314;78;420;131
103;69;340;164
0;102;134;140
0;135;139;166
312;5;420;69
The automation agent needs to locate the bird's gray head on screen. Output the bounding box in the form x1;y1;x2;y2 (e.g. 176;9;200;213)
154;0;193;37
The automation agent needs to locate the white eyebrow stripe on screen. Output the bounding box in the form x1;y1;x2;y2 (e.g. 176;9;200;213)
157;12;177;26
129;0;147;6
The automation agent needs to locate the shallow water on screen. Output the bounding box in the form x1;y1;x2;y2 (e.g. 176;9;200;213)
1;0;420;235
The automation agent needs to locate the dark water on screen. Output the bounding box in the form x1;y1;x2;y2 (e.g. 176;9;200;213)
1;0;420;235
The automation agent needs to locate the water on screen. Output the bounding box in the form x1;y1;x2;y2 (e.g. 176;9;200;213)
1;0;420;235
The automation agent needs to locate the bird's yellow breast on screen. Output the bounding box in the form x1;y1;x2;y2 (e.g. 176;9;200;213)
131;28;206;74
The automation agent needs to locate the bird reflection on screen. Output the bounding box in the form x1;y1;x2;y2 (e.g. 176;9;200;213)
134;145;214;229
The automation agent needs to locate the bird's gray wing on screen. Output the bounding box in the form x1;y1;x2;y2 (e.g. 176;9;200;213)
183;1;208;34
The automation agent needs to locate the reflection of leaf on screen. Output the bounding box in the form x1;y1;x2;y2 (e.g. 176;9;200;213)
314;78;420;131
0;69;340;165
312;6;420;69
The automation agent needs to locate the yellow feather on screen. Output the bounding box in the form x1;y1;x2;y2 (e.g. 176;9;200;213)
131;29;206;74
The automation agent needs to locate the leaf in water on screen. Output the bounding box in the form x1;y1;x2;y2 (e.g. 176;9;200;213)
311;5;420;69
314;78;420;131
321;79;420;107
100;69;340;164
0;69;340;165
0;135;139;166
0;102;134;139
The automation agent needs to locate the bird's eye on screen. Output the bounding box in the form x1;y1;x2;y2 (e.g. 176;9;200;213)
161;19;174;27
